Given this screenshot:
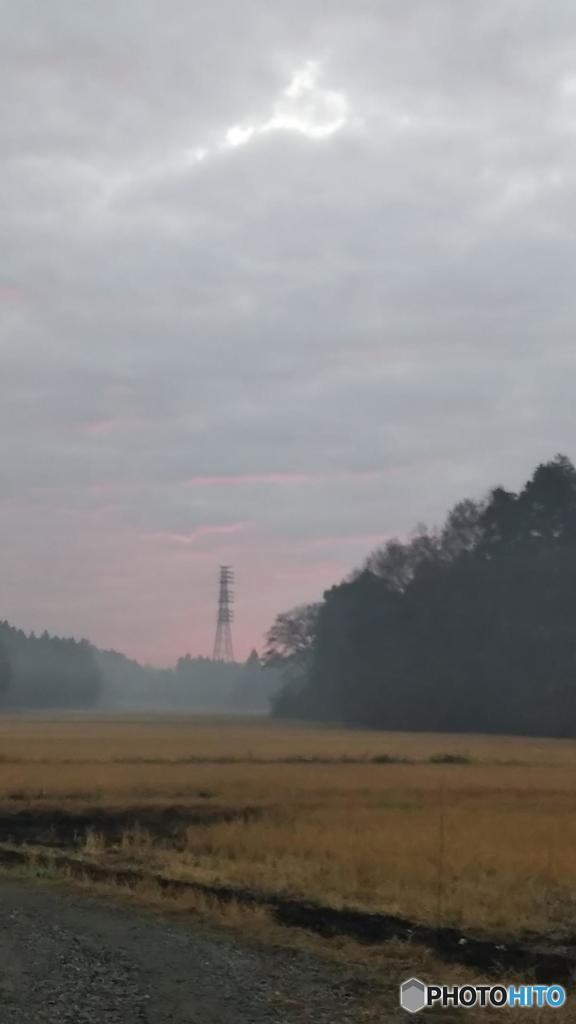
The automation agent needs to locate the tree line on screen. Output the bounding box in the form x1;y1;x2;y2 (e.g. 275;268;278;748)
96;647;279;711
265;455;576;737
0;622;280;712
0;622;101;708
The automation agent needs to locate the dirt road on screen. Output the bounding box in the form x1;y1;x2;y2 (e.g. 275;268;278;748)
0;879;381;1023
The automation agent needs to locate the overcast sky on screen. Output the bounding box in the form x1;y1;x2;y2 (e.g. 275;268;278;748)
1;1;575;663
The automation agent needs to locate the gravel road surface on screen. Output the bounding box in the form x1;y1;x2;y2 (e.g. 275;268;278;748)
0;879;382;1023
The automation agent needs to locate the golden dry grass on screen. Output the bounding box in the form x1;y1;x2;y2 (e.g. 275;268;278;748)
1;714;576;937
0;711;573;764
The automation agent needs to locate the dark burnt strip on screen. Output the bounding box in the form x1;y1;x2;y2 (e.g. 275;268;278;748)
0;844;572;984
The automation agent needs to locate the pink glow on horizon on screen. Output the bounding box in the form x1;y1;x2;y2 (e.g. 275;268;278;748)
0;485;389;664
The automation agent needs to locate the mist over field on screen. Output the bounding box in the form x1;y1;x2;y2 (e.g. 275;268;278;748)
2;454;576;744
0;624;280;714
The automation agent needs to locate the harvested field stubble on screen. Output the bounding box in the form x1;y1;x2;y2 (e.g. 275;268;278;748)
0;714;575;938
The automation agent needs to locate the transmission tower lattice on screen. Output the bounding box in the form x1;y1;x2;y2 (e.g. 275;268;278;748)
212;566;235;662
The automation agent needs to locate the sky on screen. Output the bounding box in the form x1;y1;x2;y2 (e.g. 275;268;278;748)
2;1;576;664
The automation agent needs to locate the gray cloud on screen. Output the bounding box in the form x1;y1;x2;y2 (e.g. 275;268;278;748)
2;0;576;660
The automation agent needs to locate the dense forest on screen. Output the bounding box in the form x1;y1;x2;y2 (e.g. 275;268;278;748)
266;455;576;738
0;624;278;712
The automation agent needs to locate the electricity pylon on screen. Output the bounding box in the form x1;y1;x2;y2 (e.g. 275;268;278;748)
212;565;235;662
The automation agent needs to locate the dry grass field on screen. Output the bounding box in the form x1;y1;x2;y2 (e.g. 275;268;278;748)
0;713;575;939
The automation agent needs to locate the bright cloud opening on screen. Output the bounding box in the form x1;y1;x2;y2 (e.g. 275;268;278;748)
223;61;349;150
95;61;349;210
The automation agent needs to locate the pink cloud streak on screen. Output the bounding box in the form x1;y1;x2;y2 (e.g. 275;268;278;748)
305;532;396;549
142;523;248;546
80;416;149;436
0;283;24;304
184;471;381;487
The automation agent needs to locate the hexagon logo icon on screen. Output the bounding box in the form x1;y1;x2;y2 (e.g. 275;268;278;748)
400;978;427;1014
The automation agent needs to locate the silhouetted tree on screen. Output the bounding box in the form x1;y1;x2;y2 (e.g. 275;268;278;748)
265;604;320;717
270;455;576;738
